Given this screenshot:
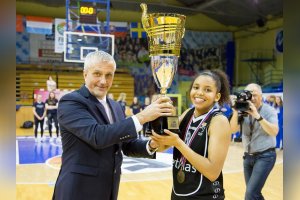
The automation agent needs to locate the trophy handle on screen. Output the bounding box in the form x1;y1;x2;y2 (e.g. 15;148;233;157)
182;28;185;38
140;3;149;32
140;3;147;17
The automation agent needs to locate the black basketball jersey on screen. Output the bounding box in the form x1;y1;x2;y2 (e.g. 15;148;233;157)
171;107;225;200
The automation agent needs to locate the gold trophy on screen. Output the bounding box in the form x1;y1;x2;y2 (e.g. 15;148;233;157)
141;3;186;135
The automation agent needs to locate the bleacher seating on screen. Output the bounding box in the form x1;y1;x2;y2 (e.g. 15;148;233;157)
16;72;56;105
16;66;135;106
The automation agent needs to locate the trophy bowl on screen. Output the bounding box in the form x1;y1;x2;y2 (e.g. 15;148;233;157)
141;3;186;135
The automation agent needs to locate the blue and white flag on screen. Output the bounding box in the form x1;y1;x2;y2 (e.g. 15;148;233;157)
26;16;53;35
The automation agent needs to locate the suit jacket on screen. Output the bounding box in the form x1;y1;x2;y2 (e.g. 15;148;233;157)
53;85;153;200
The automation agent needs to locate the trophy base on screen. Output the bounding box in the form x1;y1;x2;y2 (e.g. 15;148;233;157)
145;116;180;136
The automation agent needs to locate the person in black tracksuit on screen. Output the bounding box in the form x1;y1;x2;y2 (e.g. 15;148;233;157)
46;91;59;142
152;69;232;199
33;94;46;142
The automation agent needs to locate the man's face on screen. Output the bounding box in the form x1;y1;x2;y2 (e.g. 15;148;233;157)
245;85;263;109
83;61;115;100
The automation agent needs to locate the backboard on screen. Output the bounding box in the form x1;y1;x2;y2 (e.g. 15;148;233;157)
63;31;115;63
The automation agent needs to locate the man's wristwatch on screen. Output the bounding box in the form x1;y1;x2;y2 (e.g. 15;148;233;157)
256;115;263;122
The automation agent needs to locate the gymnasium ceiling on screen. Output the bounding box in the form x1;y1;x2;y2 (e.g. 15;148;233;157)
16;0;283;31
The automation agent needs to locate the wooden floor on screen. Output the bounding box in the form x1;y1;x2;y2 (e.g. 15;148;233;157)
16;128;283;200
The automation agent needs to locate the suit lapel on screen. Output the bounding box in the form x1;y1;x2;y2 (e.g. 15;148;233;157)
107;98;118;122
95;101;110;124
107;98;122;151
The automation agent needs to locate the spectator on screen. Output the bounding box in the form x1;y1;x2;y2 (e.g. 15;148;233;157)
46;91;59;143
130;96;142;115
33;94;46;142
47;75;57;92
117;92;127;114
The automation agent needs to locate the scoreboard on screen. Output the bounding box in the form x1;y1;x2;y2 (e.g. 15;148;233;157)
79;2;97;24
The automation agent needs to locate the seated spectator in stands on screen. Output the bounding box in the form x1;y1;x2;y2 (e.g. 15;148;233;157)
33;94;46;142
137;46;149;63
46;91;59;143
185;59;194;71
47;75;57;92
117;93;127;114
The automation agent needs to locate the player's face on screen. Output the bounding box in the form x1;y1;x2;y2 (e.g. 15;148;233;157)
190;75;220;117
84;61;115;100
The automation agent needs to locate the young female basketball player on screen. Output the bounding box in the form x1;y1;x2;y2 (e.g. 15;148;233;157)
152;69;232;200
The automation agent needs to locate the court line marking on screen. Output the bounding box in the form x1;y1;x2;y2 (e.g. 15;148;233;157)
16;162;283;184
16;163;48;166
45;155;62;170
16;182;55;185
223;161;283;174
16;137;283;181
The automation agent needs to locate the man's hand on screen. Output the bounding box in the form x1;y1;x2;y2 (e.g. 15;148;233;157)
245;101;260;119
136;96;174;125
230;95;237;108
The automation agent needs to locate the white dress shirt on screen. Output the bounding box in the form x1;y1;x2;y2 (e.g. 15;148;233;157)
97;96;154;154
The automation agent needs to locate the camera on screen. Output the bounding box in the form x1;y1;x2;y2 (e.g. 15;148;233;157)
233;90;252;112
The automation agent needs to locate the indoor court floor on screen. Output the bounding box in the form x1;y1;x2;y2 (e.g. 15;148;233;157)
16;129;283;200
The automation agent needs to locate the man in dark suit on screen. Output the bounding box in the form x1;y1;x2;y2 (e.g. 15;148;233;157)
52;50;173;200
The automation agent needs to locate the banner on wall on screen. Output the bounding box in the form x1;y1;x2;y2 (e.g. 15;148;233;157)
29;34;62;63
54;18;67;53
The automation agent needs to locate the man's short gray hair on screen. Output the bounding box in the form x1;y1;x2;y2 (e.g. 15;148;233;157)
84;50;116;71
246;83;262;94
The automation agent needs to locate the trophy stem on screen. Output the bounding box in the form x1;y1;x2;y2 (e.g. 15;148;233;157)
160;88;167;95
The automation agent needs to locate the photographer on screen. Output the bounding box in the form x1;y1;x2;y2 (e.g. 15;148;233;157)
230;83;278;200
